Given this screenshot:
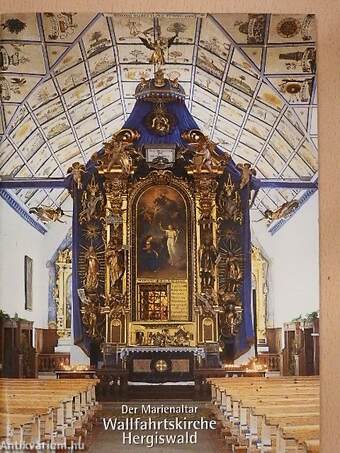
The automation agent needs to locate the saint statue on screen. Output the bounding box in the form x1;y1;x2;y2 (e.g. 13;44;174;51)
84;245;99;291
106;244;124;288
199;239;218;288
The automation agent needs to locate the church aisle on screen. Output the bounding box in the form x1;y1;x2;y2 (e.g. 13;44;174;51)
88;402;226;453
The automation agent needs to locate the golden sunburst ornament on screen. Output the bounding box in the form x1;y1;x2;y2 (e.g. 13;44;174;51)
83;222;100;241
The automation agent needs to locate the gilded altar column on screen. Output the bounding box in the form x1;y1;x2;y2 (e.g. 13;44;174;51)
102;176;129;344
192;174;219;344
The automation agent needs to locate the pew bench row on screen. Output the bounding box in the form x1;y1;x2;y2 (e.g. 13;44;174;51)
208;377;320;453
0;378;100;449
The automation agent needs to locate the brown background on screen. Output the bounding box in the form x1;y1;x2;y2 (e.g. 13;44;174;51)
2;1;340;450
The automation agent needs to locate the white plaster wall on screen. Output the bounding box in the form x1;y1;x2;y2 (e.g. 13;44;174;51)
0;197;72;327
251;193;319;328
0;198;49;328
0;198;86;362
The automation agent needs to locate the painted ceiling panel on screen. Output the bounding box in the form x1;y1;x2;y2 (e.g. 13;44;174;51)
95;84;120;109
262;146;285;173
109;14;154;44
0;43;46;74
226;64;258;96
42;13;97;43
55;142;81;163
239;129;265;151
298;140;318;172
222;85;251;112
215;115;241;140
158;15;197;43
0;75;42;104
35;98;64;124
52;44;84;75
0;12;318;221
10;115;36;145
234;143;260;163
16;165;33;178
195;68;221;96
256;157;279;178
79;129;103;151
193;84;218;112
68;98;95;124
265;45;316;75
62;83;91;107
256;83;284;111
218;101;245;126
163;65;192;82
289;154;315;179
92;69;117;92
231;49;259;79
20;129;44;160
214;14;266;45
244;116;271;141
191;102;214;130
196;47;226;79
49;130;75;152
268;15;315;44
199;16;231;60
0;139;15;167
35;155;59;177
241;47;262;70
0;14;40;40
250;101;279;126
46;45;68;68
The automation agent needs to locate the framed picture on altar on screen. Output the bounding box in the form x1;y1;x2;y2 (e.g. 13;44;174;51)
24;255;33;311
145;144;176;168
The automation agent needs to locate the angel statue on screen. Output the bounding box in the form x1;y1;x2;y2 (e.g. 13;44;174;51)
255;199;299;224
29;206;70;224
139;34;177;68
103;136;133;175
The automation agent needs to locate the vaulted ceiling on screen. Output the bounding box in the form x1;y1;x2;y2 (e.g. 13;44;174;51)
0;13;318;219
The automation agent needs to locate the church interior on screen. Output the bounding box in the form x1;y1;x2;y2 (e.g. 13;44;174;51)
0;12;319;452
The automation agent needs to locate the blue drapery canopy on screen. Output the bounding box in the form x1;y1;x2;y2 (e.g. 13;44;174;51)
69;97;255;358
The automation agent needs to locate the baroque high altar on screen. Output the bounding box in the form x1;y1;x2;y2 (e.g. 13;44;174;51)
67;67;255;378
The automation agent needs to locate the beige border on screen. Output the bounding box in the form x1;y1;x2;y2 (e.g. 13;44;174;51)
2;1;340;450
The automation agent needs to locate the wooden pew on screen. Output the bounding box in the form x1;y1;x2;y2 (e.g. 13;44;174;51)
208;376;320;452
0;378;99;447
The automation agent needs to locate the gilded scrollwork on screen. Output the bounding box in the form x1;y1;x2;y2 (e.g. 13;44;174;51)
217;174;243;225
80;293;105;340
107;290;128;319
79;176;104;224
196;288;219;316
